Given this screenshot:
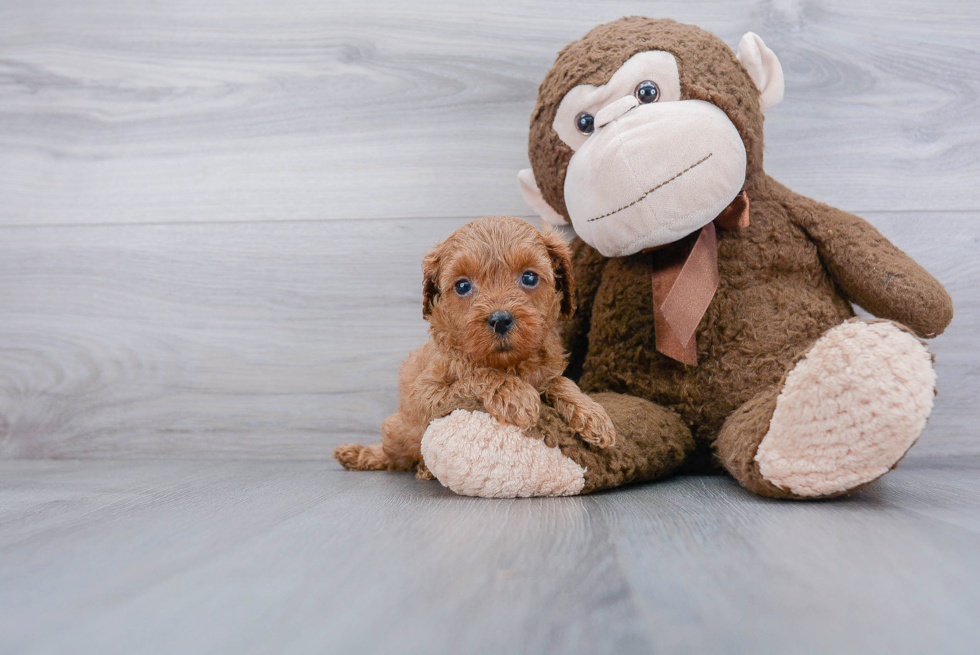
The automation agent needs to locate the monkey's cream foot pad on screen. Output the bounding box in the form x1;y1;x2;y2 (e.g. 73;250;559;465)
421;410;585;498
756;320;936;497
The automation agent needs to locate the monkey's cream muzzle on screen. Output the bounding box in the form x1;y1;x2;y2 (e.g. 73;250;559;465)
564;99;746;257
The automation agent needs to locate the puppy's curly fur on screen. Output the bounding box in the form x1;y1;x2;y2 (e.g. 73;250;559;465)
334;216;616;475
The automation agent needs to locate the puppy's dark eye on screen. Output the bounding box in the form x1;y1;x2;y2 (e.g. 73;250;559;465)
575;112;595;135
453;279;472;296
635;80;660;104
520;271;539;288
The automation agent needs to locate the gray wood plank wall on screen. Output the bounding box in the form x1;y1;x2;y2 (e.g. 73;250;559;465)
1;0;978;460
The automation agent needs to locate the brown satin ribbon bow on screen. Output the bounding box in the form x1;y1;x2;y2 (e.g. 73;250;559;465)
646;191;750;366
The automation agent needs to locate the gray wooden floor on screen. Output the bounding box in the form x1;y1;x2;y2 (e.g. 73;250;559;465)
2;459;979;654
1;0;979;653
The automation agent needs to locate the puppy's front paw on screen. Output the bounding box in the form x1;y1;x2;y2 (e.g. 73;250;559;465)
486;381;541;429
570;402;617;449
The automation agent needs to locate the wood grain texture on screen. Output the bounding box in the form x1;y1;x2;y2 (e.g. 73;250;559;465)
1;0;979;227
0;218;447;458
0;213;976;460
2;4;977;652
0;459;978;654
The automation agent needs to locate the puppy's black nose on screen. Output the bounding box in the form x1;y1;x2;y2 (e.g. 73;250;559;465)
487;310;514;336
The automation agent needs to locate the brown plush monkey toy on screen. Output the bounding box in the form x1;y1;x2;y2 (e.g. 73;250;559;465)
421;17;953;499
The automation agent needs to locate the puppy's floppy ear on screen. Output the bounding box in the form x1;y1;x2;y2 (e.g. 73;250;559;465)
540;226;576;318
421;240;445;319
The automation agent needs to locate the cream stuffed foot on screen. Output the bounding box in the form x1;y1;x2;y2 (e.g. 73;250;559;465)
420;409;586;498
754;320;936;497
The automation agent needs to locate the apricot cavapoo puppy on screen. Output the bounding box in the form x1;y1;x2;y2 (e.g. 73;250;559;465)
334;215;615;475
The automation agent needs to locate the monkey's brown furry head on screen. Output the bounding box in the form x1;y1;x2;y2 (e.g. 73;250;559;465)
422;216;574;369
529;17;766;222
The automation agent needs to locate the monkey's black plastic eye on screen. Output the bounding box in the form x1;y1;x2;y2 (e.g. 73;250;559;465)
635;80;660;104
454;279;472;296
575;112;595;135
520;271;539;288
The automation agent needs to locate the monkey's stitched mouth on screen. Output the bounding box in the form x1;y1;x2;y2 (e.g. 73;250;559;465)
586;153;713;223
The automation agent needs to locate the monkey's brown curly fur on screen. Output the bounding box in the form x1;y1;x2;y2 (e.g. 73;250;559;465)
334;216;615;475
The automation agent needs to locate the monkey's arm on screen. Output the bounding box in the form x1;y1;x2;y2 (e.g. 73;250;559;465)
561;237;609;380
786;186;953;338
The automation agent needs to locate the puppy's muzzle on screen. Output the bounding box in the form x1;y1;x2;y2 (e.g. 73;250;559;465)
487;310;515;336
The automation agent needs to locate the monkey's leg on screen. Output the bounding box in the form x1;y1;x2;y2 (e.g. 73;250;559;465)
715;319;936;499
421;392;694;497
556;393;694;494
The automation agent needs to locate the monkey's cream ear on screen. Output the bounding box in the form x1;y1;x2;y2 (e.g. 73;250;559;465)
518;168;569;226
736;32;785;114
